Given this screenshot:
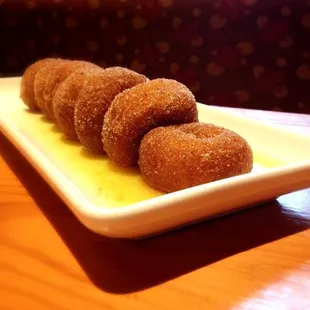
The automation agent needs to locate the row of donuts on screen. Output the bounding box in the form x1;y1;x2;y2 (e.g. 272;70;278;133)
20;58;253;192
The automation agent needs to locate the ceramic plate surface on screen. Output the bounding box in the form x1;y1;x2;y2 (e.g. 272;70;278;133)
1;77;309;238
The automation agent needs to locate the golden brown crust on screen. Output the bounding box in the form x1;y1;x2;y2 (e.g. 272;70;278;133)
53;66;104;140
138;123;253;193
20;58;56;111
102;78;198;167
43;60;101;120
34;58;65;114
74;67;147;153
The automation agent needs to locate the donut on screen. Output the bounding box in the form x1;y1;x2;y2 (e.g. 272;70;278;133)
53;66;104;140
138;123;253;193
102;78;198;167
20;58;55;111
74;67;148;153
34;58;66;114
43;60;101;120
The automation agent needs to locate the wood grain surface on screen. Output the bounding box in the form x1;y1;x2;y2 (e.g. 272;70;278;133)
1;107;310;310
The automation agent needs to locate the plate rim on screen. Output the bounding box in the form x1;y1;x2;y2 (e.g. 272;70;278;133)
1;78;310;237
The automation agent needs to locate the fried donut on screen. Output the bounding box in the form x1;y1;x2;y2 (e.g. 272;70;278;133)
20;58;55;110
34;58;65;113
43;60;101;120
74;67;147;153
102;78;198;167
53;66;104;140
138;123;253;193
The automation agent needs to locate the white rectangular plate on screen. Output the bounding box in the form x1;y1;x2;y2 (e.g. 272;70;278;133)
1;77;310;238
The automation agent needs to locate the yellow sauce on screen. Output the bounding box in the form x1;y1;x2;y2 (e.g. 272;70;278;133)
20;109;283;208
253;151;284;168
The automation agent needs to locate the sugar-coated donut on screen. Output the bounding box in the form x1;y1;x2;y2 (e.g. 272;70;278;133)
138;123;253;193
102;78;198;167
43;60;100;120
74;67;148;153
34;58;65;114
20;58;55;111
53;66;104;140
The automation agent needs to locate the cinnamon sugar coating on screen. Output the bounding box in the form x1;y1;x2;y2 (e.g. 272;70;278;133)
102;78;198;167
20;58;55;111
43;60;100;120
139;123;253;192
75;67;147;153
53;66;104;139
34;58;65;113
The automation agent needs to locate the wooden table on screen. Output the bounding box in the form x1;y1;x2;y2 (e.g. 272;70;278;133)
1;108;310;310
